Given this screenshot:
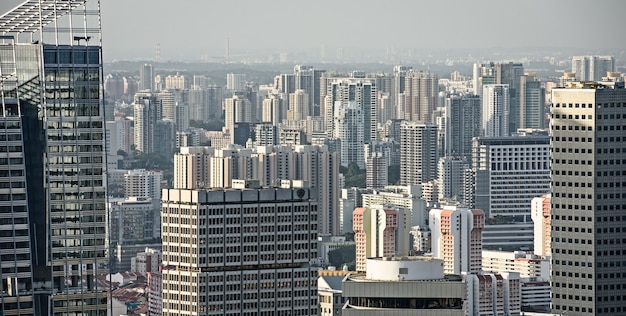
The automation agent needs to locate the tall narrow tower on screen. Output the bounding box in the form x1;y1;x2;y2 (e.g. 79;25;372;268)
0;0;108;314
550;82;626;315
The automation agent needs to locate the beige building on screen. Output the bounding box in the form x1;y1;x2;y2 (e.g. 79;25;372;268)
161;185;318;315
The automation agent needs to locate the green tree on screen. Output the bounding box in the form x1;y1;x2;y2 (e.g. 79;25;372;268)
328;245;356;270
388;164;400;185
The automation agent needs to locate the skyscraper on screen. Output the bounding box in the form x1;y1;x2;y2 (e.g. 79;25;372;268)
140;63;154;91
550;82;626;315
324;78;377;144
474;62;524;133
133;91;161;153
444;94;481;162
482;84;510;137
401;71;438;123
399;121;438;186
161;184;318;315
519;73;546;129
0;1;108;313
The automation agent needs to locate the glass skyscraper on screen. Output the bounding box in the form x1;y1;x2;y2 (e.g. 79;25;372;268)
0;1;107;315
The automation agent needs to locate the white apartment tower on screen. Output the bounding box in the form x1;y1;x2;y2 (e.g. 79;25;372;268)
430;206;485;275
334;101;365;168
399;121;438;186
482;84;510;137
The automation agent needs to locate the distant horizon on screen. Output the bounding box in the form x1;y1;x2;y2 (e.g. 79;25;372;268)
1;0;625;62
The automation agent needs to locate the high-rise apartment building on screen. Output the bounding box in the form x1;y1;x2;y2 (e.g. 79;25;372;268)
482;84;510;137
287;89;310;121
133;91;161;153
550;82;626;315
444;94;481;163
474;62;524;134
430;206;485;275
334;101;365;168
161;184;318;315
472;133;550;221
282;65;325;117
399;121;438;186
400;71;438;123
571;56;615;81
226;73;246;91
353;206;410;272
0;1;108;313
437;156;470;204
224;93;253;140
324;78;377;144
173;145;340;235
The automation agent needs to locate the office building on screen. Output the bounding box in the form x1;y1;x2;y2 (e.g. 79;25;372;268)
430;206;485;275
472;134;550;221
571;55;615;81
482;84;510;137
519;73;546;129
0;1;108;313
550;82;626;315
445;94;481;162
140;63;154;91
342;257;466;315
399;121;438;186
161;184;318;315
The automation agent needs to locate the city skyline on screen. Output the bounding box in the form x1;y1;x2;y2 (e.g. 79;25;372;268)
2;1;624;61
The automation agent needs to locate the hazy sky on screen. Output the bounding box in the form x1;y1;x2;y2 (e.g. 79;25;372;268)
2;0;625;61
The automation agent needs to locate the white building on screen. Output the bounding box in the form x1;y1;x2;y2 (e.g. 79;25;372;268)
334;101;365;168
472;134;550;221
482;84;510;137
430;206;485;275
571;55;615;81
342;257;466;315
399;121;438;186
